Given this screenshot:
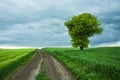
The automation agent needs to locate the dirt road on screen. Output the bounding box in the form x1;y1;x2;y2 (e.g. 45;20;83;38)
11;49;73;80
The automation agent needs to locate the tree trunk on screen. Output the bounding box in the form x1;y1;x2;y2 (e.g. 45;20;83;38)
80;46;84;50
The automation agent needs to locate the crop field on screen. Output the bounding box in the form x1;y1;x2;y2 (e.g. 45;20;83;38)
43;47;120;80
0;49;36;80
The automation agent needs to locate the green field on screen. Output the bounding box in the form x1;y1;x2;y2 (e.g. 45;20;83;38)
0;49;36;80
43;47;120;80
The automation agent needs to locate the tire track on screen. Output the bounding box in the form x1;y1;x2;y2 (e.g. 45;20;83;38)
14;49;42;80
42;51;74;80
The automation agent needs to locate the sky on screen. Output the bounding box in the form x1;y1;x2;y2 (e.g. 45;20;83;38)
0;0;120;47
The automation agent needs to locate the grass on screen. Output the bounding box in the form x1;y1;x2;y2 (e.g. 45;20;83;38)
43;47;120;80
0;49;36;80
36;71;51;80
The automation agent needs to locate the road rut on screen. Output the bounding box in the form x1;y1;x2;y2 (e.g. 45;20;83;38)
14;50;42;80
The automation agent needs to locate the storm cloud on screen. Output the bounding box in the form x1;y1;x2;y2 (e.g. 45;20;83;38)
0;0;120;47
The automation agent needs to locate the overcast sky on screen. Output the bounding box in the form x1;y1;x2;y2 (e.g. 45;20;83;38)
0;0;120;47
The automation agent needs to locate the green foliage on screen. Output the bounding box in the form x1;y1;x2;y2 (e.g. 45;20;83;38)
43;47;120;80
0;49;36;80
64;13;103;49
36;71;51;80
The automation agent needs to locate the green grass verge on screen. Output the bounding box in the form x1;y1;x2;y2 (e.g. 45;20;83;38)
43;47;120;80
0;49;36;80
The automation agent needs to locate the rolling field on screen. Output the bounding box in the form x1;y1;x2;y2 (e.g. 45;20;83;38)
0;49;36;80
43;47;120;80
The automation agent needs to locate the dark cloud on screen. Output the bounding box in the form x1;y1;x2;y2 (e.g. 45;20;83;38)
89;6;120;46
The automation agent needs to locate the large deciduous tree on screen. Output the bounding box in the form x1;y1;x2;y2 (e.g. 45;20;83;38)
64;13;103;50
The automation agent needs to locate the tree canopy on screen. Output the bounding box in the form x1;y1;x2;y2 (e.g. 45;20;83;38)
64;13;103;50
